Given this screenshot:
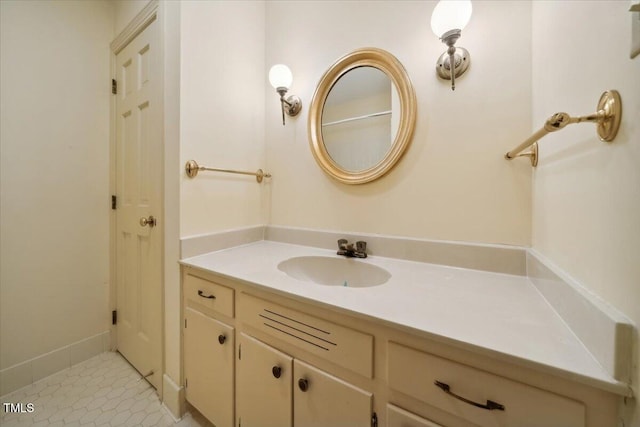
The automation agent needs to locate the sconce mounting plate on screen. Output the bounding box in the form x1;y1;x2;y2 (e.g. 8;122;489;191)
596;90;621;142
436;47;470;80
284;95;302;117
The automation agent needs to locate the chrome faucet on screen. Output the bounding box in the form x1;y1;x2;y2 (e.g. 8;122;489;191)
337;239;367;258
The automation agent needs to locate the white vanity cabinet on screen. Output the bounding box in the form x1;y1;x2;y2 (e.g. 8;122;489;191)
182;271;236;427
236;333;373;427
180;265;622;427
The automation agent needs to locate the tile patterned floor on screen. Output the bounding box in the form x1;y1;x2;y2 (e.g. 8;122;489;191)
0;352;213;427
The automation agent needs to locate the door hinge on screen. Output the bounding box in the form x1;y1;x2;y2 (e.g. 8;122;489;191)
371;412;378;427
112;310;117;325
111;78;117;94
111;195;117;210
238;344;241;360
184;318;187;328
185;378;187;388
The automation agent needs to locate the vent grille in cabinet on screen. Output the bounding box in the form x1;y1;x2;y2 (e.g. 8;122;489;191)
259;308;337;351
239;293;374;378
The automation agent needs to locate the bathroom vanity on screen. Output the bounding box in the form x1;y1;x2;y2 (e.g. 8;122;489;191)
180;241;630;427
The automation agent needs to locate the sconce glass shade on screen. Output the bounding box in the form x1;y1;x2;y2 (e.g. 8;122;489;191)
268;64;301;125
430;0;472;38
269;64;293;90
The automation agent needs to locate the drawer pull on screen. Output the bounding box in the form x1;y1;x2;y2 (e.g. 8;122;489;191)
198;290;216;299
434;381;505;411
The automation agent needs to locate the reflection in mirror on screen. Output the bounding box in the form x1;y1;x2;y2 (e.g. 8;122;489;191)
321;67;400;172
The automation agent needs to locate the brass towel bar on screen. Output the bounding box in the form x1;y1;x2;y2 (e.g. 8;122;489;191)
185;160;271;183
505;90;622;167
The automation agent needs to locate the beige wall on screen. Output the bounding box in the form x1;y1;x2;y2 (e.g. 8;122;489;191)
179;1;266;237
170;2;266;400
265;1;532;246
531;0;640;422
113;0;149;36
0;1;114;370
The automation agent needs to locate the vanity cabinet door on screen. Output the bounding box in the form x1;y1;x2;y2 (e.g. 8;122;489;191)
237;334;293;427
293;359;372;427
184;308;234;427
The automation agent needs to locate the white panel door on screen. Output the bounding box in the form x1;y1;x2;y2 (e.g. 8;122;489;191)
237;333;293;427
115;16;162;390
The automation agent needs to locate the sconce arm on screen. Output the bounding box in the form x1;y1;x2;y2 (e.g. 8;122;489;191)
447;47;457;91
436;29;467;91
281;96;295;108
442;29;461;91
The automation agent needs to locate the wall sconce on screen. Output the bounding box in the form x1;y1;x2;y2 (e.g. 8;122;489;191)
269;64;302;125
431;0;472;90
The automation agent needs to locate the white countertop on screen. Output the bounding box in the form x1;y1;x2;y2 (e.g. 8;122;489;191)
180;240;628;395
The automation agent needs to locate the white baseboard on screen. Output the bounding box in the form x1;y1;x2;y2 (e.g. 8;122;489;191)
0;331;110;397
162;373;184;420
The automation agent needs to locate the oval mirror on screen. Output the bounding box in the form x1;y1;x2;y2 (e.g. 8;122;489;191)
309;48;416;184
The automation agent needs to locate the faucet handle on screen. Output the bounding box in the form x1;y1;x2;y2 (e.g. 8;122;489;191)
338;239;348;249
356;241;367;253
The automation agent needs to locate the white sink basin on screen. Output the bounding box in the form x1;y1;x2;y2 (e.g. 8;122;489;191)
277;256;391;287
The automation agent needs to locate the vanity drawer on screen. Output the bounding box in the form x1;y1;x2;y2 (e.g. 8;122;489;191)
239;293;373;378
184;272;234;318
387;404;443;427
387;342;585;427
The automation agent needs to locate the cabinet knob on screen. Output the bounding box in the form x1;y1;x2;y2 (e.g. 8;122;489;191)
298;378;309;392
272;366;282;379
218;334;226;345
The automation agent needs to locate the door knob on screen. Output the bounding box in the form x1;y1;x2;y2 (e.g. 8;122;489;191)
139;216;156;227
218;334;226;345
298;378;309;392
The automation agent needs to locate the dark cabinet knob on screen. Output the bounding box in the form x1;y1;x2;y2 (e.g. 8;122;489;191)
298;378;309;392
218;334;226;345
272;366;282;379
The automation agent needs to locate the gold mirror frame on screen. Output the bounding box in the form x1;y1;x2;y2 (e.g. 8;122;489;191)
308;48;417;185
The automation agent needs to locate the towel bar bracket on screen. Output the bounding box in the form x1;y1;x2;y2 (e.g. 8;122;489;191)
504;141;538;167
595;90;622;142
